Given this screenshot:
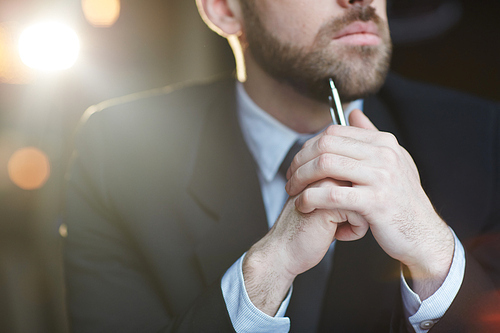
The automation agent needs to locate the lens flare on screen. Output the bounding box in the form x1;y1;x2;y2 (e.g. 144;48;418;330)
18;22;80;71
8;147;50;190
59;224;68;238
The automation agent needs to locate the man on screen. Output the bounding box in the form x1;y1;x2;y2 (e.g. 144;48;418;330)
64;0;500;332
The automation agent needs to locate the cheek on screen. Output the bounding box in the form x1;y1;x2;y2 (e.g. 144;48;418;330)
268;18;318;45
260;2;329;46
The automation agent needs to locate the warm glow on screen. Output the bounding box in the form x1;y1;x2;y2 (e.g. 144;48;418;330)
82;0;121;28
0;23;35;84
18;22;80;71
8;147;50;190
482;314;500;323
59;224;68;238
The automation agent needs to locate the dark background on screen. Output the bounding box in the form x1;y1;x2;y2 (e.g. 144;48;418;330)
0;0;498;332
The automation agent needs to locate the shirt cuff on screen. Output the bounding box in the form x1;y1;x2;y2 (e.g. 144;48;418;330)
221;253;291;333
400;228;466;333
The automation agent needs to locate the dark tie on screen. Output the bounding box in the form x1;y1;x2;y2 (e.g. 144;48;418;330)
279;140;333;333
278;141;303;179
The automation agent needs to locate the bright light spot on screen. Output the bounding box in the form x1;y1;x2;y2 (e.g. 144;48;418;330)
8;147;50;190
82;0;121;28
18;22;80;71
59;224;68;238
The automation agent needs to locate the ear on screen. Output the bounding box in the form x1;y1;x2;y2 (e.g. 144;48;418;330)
196;0;243;37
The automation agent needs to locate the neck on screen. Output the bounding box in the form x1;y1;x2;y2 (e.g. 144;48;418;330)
241;52;348;134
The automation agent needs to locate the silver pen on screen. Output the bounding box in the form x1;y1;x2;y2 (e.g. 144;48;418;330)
328;78;347;126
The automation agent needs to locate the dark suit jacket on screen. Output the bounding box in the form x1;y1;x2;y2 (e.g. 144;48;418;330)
64;73;500;332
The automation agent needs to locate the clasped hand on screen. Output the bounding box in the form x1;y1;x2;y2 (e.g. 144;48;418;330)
243;110;454;315
287;110;454;273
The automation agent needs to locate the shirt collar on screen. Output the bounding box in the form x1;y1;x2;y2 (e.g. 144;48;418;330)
236;82;363;182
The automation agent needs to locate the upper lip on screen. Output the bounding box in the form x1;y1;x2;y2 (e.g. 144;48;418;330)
332;21;379;39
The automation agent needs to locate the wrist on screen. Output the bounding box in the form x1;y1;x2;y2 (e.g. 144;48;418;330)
409;225;454;273
404;225;455;300
242;240;296;316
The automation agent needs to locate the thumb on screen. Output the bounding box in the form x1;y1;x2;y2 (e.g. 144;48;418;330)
349;109;378;130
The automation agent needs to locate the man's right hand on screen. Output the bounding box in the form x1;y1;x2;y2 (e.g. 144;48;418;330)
242;179;369;316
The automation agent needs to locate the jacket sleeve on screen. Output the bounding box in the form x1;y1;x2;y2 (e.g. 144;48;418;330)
390;103;500;333
63;110;236;333
429;103;500;332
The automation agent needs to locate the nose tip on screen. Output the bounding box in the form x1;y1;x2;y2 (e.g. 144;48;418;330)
338;0;374;9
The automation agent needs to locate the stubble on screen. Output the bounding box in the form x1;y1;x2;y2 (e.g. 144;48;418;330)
240;3;393;103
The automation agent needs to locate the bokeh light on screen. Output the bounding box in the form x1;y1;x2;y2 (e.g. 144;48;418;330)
59;224;68;238
8;147;50;190
18;22;80;71
82;0;121;28
0;22;35;84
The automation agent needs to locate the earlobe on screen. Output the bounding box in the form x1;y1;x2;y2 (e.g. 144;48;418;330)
196;0;243;37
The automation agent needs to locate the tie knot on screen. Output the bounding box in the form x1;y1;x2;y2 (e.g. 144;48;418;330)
278;140;302;178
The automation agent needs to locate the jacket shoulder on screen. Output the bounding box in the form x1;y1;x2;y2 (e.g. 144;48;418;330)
381;73;499;116
78;75;236;129
72;76;236;154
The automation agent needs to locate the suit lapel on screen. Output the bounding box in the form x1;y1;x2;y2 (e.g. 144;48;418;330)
364;91;408;148
187;81;268;286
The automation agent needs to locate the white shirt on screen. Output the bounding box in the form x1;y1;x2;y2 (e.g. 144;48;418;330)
221;82;465;333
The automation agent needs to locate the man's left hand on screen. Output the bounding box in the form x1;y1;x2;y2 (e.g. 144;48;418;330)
285;109;455;300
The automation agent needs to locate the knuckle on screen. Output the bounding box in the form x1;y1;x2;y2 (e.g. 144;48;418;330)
325;125;338;135
317;136;332;153
380;146;399;165
293;168;303;184
374;168;392;185
382;132;399;146
328;187;339;204
300;189;312;207
317;154;333;174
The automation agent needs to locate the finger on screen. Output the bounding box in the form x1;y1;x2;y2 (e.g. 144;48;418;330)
311;177;352;188
302;125;378;150
301;115;395;159
334;213;369;241
310;209;369;241
294;186;369;214
349;109;378;130
286;154;370;196
287;134;378;179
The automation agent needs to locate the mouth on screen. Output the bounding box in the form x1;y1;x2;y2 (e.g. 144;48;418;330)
332;21;381;46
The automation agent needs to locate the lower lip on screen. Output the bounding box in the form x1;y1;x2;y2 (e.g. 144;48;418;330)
334;33;381;46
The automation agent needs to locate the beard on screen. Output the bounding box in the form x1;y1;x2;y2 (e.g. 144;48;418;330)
240;3;393;103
